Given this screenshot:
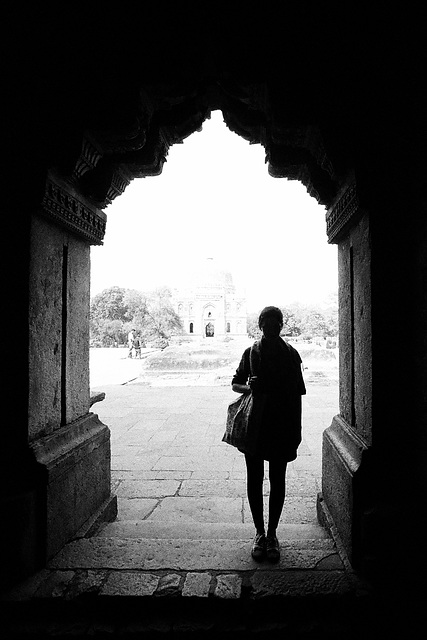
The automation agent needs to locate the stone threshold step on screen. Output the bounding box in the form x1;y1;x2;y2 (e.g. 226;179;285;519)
4;568;366;604
3;569;377;638
96;521;330;540
49;536;342;572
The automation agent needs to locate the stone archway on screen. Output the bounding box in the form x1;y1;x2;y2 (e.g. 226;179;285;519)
13;94;360;579
4;6;427;592
0;71;375;586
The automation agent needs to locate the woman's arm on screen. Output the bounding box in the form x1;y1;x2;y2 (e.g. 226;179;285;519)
232;348;252;394
232;383;250;394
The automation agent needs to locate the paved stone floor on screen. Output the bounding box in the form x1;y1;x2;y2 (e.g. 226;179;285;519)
7;361;374;637
96;380;337;537
2;356;421;636
47;379;345;585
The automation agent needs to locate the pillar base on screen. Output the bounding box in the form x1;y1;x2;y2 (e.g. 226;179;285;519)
31;412;114;560
321;414;369;567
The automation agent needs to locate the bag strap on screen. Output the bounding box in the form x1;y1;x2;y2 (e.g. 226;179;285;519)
249;340;261;378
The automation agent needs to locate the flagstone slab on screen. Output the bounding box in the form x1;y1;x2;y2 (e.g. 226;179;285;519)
116;432;163;447
130;419;168;429
152;456;231;471
112;470;192;481
250;570;357;598
112;471;161;481
191;469;230;480
148;496;243;524
156;446;217;458
214;574;242;599
178;479;246;498
112;455;162;471
100;571;159;596
156;573;182;597
116;498;159;520
116;480;180;498
177;477;316;499
241;496;319;525
97;521;330;541
182;572;211;597
49;537;339;571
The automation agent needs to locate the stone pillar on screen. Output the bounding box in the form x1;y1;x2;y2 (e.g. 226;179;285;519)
321;175;427;577
0;192;40;589
320;181;373;568
366;175;427;577
1;172;116;587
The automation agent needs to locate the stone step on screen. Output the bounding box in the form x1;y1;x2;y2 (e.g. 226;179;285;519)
48;534;341;572
3;567;376;639
96;520;330;541
4;525;376;638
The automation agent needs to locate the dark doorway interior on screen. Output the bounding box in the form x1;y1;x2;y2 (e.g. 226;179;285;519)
205;322;214;337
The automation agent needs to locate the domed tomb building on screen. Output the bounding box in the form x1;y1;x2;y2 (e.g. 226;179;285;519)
172;258;247;338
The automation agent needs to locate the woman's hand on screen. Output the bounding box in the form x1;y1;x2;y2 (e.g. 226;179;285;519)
248;376;261;393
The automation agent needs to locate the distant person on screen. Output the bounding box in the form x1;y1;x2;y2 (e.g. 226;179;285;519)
231;306;306;562
133;334;142;358
127;328;136;358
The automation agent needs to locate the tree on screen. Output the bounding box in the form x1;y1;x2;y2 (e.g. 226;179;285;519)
90;285;184;346
247;311;262;339
102;319;126;346
247;306;303;339
246;297;338;342
123;289;148;326
90;287;129;346
90;286;128;323
300;310;329;339
280;306;302;337
143;287;183;340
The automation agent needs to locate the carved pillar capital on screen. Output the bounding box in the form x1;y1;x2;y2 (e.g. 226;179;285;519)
39;172;106;245
326;181;362;243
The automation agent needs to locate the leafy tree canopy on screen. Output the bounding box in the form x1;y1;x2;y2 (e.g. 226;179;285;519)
90;286;183;347
247;299;338;341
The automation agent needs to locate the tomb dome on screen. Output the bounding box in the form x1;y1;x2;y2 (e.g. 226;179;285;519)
191;258;234;290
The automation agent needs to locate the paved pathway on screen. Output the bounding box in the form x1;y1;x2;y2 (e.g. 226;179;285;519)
47;375;342;576
4;371;373;637
0;355;398;636
94;381;338;531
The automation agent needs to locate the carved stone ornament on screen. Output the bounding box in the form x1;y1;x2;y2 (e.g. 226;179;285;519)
69;80;341;210
326;181;360;244
73;136;103;181
40;173;107;245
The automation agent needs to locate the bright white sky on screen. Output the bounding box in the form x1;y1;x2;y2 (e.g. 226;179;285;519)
90;111;337;313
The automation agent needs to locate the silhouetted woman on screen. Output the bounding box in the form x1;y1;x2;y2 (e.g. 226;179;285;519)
231;306;306;561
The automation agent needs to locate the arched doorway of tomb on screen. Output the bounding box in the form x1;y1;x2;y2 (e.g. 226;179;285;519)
23;97;353;586
205;322;214;337
86;110;343;575
201;304;217;338
9;6;427;592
